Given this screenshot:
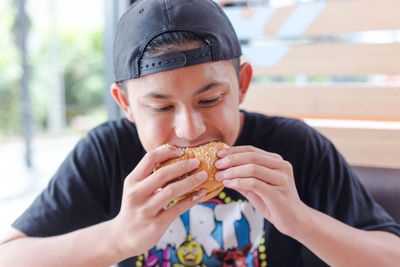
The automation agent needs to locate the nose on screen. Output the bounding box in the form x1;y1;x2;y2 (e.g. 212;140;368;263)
174;108;206;141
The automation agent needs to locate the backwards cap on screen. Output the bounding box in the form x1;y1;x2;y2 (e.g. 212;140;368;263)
113;0;242;81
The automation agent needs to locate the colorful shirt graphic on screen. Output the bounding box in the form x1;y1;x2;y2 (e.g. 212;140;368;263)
135;192;270;267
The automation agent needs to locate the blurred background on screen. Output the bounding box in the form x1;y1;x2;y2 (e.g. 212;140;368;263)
1;0;399;240
0;0;109;237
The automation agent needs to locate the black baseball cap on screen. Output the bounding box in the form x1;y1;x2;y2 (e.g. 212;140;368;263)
113;0;242;82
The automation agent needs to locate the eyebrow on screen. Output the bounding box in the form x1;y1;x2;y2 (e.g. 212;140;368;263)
142;82;223;99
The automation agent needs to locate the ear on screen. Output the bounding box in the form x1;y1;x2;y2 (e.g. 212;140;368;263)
110;82;135;122
241;243;253;257
238;62;252;105
212;249;227;261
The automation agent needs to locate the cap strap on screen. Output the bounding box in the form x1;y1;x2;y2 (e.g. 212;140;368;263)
139;46;213;77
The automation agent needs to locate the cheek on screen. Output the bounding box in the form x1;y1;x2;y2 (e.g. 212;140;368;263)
135;114;172;151
209;100;241;146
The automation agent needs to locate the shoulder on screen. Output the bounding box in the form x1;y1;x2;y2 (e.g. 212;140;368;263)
73;118;144;162
87;118;138;141
81;118;140;150
68;118;145;180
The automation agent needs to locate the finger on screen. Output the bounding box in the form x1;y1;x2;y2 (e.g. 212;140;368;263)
149;170;208;213
215;164;282;186
160;188;207;220
126;147;184;185
138;158;201;196
216;151;284;171
223;178;279;216
240;190;270;219
222;178;279;202
218;145;283;160
222;177;276;199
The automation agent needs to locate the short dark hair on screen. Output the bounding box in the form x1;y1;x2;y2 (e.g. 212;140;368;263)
120;31;240;91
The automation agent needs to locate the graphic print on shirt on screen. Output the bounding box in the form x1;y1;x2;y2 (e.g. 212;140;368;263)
135;194;269;267
173;235;206;267
213;243;253;267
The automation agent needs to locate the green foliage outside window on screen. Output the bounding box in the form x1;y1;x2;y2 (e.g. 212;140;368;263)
0;3;106;140
0;5;21;138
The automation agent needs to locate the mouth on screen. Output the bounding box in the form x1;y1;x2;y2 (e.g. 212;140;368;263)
183;253;197;264
173;140;221;148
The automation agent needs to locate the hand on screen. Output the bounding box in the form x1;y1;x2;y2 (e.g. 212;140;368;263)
214;146;308;236
112;146;207;258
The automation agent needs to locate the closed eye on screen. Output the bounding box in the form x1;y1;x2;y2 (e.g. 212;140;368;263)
149;105;173;112
199;95;223;106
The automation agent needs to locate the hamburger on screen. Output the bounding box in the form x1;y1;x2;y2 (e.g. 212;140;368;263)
156;141;229;202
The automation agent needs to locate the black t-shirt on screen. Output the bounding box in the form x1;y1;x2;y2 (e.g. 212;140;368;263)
13;111;400;266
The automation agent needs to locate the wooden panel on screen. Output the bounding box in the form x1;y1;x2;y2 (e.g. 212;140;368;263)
240;85;400;120
224;0;400;37
244;43;400;76
263;6;296;36
224;0;400;169
314;127;400;169
305;0;400;36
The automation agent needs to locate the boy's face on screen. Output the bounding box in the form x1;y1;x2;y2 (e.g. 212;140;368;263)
117;60;250;151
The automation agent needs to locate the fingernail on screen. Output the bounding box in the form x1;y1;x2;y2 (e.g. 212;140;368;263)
189;158;200;167
217;149;226;157
215;159;224;168
192;188;206;201
196;171;208;182
215;171;224;181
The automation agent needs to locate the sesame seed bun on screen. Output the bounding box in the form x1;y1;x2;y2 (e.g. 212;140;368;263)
156;141;228;202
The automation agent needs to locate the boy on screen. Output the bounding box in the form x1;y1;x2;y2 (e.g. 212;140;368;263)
1;0;399;266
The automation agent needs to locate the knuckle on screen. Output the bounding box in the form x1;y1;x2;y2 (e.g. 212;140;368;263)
164;186;177;199
248;164;258;175
145;151;157;164
248;178;258;188
123;180;138;196
154;166;166;178
278;160;287;169
284;174;292;185
185;159;195;169
244;145;253;151
281;160;293;171
188;175;200;188
142;205;152;216
224;154;234;164
128;186;140;197
123;177;131;188
137;206;150;219
249;152;257;162
250;146;261;153
235;178;242;186
272;153;283;160
180;159;195;171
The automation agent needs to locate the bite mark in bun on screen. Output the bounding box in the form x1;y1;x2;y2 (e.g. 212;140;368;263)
156;141;229;202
